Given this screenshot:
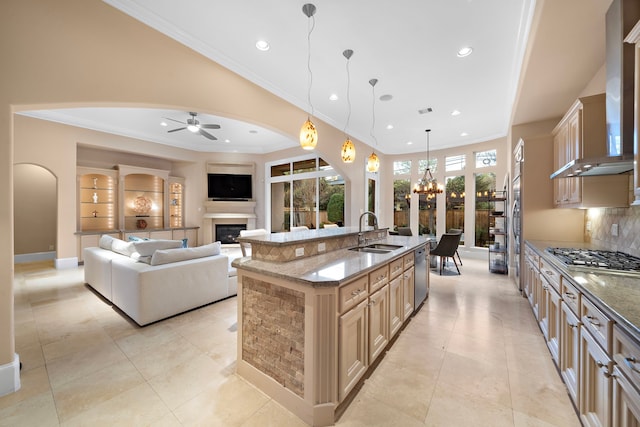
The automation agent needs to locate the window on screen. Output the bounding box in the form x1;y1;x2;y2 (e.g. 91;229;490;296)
475;150;497;168
393;160;411;175
418;192;437;236
445;154;465;172
474;173;496;247
393;179;411;230
418;158;437;174
445;175;464;240
268;156;344;231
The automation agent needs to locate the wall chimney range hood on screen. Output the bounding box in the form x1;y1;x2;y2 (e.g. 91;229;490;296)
551;0;639;179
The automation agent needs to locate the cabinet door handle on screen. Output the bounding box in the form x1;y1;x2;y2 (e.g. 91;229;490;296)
568;323;580;329
563;292;575;300
623;356;640;374
596;360;612;378
586;315;601;327
351;288;364;296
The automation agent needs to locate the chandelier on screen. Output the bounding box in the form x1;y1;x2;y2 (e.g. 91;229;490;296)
299;4;318;150
413;129;443;195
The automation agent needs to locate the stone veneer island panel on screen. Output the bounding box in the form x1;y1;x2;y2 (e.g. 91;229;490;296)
242;276;305;397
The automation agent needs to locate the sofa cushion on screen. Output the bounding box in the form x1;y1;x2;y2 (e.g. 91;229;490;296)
112;239;136;256
150;242;221;266
133;239;183;256
99;234;116;250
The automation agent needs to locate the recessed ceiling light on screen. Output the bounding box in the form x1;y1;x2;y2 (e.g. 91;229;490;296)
255;40;270;51
224;139;231;143
451;109;461;116
457;47;473;57
460;132;469;137
329;93;338;101
380;94;393;101
160;121;168;127
386;124;394;130
407;141;413;145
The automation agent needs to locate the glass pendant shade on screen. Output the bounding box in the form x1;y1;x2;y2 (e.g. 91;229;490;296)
341;138;356;163
299;118;317;150
367;152;380;172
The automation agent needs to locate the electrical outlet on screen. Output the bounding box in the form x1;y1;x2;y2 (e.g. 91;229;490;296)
318;242;326;252
586;221;592;232
295;247;304;257
611;223;619;237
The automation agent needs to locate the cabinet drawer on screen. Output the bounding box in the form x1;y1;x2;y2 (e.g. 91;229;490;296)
539;258;561;293
369;265;389;293
403;252;415;269
581;297;613;353
613;325;640;390
389;258;404;279
561;279;581;316
339;276;368;313
524;245;540;266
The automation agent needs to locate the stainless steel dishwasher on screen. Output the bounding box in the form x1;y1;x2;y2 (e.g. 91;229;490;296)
414;244;428;311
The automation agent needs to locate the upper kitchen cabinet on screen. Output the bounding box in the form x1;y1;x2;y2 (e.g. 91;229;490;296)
552;94;629;208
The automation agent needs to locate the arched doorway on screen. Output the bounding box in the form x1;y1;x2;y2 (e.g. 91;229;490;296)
13;164;57;263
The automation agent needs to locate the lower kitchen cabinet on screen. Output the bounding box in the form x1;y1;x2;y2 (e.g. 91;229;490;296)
612;366;640;426
368;284;390;362
389;276;403;338
402;265;415;320
524;253;541;319
561;301;581;405
339;299;368;401
580;325;613;427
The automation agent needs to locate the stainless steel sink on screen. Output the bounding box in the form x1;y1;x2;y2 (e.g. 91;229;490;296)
349;246;391;254
365;244;403;250
349;243;403;254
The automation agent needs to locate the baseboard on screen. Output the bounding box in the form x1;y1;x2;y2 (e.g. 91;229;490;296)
0;354;21;397
14;251;55;264
55;257;79;270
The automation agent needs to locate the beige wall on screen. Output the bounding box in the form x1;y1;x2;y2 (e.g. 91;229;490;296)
13;164;57;255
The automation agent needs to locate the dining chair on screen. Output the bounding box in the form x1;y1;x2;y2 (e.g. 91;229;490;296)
447;228;463;266
430;232;462;275
397;227;412;236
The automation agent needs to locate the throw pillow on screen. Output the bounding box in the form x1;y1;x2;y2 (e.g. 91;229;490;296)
182;238;188;248
132;239;183;257
111;239;136;257
150;242;221;266
99;235;116;250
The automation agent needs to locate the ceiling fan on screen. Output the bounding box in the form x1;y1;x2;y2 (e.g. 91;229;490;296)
165;112;220;140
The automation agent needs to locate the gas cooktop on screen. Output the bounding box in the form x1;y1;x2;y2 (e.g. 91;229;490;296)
547;248;640;273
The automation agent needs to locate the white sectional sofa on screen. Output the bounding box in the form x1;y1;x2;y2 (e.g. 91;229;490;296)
83;236;236;326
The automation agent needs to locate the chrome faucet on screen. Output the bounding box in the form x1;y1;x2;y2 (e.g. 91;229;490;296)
358;211;379;246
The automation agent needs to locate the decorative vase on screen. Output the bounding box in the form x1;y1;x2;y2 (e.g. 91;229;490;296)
136;219;147;229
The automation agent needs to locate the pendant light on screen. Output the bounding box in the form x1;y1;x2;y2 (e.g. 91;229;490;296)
413;129;443;194
299;3;318;150
340;49;356;163
367;78;380;173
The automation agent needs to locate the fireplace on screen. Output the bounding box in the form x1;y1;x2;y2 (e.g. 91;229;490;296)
202;200;257;245
216;224;247;244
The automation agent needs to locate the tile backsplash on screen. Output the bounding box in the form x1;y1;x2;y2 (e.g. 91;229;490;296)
587;205;640;257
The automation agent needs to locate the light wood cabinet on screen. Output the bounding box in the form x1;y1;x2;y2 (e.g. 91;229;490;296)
625;21;640;206
389;275;403;338
580;324;613;427
612;325;640;426
339;298;368;401
368;284;389;363
552;94;628;208
561;299;581;405
402;266;415;320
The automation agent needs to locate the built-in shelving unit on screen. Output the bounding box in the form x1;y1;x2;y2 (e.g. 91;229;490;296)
488;190;508;274
169;178;184;228
77;167;118;232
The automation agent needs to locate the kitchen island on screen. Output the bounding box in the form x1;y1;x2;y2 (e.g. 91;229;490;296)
232;227;429;426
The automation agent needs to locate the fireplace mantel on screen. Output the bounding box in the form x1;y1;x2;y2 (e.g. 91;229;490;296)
202;201;257;244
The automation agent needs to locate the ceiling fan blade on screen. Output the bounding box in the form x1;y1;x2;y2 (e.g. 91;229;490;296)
201;124;221;129
163;117;186;124
168;127;186;133
199;129;217;140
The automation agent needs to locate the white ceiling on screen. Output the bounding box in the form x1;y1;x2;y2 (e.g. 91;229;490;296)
18;0;607;155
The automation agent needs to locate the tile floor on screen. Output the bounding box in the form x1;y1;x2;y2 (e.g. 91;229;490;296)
2;256;581;426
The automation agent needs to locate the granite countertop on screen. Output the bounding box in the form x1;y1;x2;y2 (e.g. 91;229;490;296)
233;234;430;288
236;226;374;246
527;240;640;338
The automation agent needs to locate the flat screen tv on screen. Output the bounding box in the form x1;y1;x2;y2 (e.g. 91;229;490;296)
207;173;252;200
